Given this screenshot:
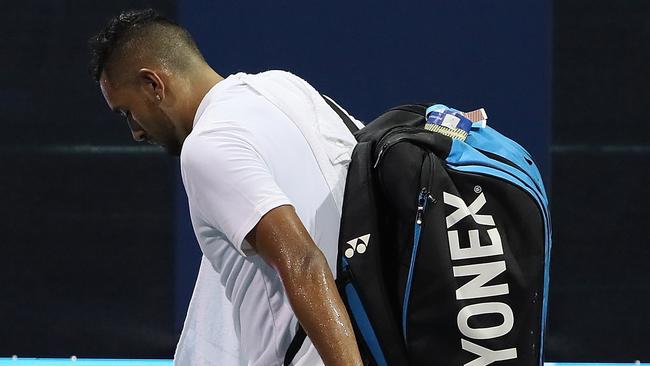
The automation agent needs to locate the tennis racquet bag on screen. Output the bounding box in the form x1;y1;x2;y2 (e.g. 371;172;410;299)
335;103;551;366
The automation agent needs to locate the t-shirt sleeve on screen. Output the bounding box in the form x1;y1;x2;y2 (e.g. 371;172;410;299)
180;129;293;256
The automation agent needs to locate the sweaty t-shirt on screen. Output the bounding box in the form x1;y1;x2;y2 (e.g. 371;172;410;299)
174;71;363;366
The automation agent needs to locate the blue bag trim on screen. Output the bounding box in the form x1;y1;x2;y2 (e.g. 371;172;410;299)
402;220;423;340
447;140;549;208
466;126;547;196
445;145;552;366
344;282;388;366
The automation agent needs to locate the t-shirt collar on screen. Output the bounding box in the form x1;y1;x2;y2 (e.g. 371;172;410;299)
192;74;239;128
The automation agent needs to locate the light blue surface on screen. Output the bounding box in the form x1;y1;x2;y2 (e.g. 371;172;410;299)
0;359;647;365
0;360;171;366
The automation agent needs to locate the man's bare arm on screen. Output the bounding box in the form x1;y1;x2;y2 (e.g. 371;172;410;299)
246;205;363;366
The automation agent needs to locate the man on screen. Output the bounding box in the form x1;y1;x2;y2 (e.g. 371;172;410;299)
89;8;364;366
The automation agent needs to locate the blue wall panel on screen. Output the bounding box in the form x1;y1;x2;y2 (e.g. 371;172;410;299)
176;0;550;167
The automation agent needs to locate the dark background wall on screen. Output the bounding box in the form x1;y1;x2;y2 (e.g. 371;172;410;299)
0;0;647;362
547;0;650;361
0;0;178;358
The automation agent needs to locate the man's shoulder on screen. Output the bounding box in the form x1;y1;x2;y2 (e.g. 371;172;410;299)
195;83;285;130
180;127;248;169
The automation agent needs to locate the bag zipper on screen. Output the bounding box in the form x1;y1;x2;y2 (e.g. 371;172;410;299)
401;153;435;342
373;126;427;168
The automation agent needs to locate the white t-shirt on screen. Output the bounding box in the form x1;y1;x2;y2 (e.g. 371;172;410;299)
174;71;363;366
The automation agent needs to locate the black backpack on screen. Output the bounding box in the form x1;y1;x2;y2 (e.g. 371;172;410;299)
286;101;551;366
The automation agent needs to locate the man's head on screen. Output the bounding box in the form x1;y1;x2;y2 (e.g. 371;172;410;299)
89;9;217;156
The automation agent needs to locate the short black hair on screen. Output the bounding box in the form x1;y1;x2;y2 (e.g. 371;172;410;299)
88;9;203;81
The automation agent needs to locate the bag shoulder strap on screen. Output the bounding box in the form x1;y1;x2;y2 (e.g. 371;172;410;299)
321;94;360;134
284;94;358;365
284;325;307;366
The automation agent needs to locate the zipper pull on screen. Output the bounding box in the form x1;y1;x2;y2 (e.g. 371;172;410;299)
373;142;390;169
416;188;428;225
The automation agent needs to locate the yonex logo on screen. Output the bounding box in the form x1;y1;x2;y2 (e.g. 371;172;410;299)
344;234;371;258
444;191;495;229
444;190;517;365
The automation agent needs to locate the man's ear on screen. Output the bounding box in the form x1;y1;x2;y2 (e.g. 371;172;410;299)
138;68;165;103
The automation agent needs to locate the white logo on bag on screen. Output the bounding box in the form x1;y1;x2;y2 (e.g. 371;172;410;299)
444;191;518;365
344;234;371;258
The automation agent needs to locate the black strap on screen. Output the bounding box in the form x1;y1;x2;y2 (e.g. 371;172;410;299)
284;325;307;366
321;94;360;134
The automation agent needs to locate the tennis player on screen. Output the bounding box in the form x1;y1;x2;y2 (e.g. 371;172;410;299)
89;8;364;366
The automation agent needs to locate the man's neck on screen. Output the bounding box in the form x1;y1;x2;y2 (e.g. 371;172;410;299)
182;66;224;135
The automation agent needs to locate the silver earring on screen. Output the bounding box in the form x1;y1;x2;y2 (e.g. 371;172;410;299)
155;94;161;101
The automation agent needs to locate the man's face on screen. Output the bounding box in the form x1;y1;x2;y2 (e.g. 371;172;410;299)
99;72;183;156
